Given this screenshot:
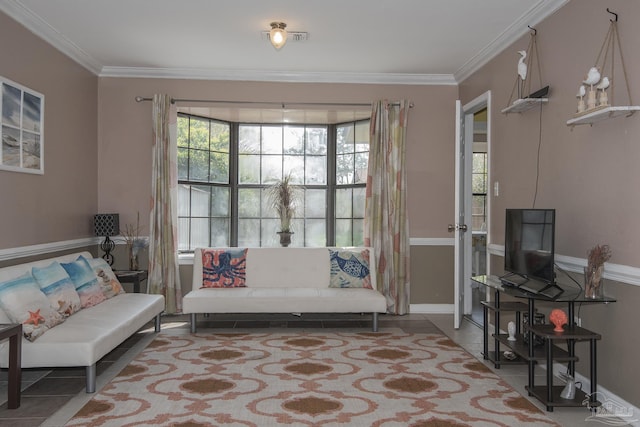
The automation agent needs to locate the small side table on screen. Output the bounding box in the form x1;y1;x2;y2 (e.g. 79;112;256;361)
114;270;148;293
0;323;22;409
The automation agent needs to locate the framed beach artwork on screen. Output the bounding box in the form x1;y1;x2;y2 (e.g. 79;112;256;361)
1;76;44;174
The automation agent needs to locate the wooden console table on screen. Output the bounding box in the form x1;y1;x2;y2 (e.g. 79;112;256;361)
0;323;22;409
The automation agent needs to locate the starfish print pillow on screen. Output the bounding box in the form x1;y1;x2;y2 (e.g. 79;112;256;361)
0;272;65;341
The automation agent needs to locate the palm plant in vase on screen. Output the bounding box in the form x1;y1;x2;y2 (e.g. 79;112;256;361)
584;244;611;298
266;173;299;247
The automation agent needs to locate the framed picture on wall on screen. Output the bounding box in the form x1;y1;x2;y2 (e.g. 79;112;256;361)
1;76;44;174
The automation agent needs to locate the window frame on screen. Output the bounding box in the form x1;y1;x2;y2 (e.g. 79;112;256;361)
177;112;369;251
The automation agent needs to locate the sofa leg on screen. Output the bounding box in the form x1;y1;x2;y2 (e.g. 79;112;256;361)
190;313;197;333
154;314;161;332
86;364;96;393
372;312;379;332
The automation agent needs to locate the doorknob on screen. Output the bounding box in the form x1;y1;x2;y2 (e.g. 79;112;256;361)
448;224;468;232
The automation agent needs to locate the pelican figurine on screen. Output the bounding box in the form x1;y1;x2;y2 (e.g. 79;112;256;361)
583;67;601;88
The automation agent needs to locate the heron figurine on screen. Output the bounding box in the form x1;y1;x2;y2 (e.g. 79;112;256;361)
517;50;527;98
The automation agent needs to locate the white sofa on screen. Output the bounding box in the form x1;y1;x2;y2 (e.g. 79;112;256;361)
0;251;165;392
184;247;387;332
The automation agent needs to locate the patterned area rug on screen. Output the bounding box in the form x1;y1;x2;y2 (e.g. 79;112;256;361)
68;330;559;426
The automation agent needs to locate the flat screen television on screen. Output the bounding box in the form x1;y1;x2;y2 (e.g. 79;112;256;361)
504;209;556;285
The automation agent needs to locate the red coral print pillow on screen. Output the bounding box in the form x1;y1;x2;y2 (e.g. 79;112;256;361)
201;248;248;288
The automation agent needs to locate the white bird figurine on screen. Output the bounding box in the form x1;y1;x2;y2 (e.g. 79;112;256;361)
583;67;601;88
596;76;610;92
577;85;586;98
517;50;528;81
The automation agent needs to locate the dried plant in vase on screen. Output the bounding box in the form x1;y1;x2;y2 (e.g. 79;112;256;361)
584;244;611;299
121;212;148;270
266;173;300;247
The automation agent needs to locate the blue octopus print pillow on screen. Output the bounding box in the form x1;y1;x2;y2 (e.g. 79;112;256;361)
201;248;248;288
329;249;373;289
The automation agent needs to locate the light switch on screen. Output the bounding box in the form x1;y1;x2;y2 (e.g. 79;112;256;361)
493;181;499;197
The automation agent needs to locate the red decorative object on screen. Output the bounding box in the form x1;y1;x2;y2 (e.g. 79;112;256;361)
550;309;568;332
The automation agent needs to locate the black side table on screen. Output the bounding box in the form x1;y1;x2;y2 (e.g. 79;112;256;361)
114;270;148;293
0;323;22;409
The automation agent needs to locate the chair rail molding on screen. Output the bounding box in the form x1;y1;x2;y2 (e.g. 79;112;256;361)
487;243;640;287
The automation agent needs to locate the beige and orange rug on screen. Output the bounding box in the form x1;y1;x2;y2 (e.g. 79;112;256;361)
69;330;559;426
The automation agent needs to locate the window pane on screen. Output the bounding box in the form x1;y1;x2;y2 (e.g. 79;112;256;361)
352;219;364;246
284;126;304;154
210;121;229;153
238;154;260;184
178;184;190;216
472;173;486;193
189;118;210;150
353;187;366;217
306;127;327;155
261;219;279;247
178;218;189;251
177;147;188;180
209;151;229;184
335;188;353;218
238;188;260;217
177;116;189;148
283;155;304;184
238;219;260;247
210;218;230;246
354;152;368;184
261;155;282;184
336;124;353;154
189;149;209;181
335;219;352;247
189;218;210;249
305;189;326;218
336;153;353;185
305;219;326;247
262;126;282;154
191;185;210;216
210;186;229;217
305;156;326;185
239;125;260;154
354;121;369;152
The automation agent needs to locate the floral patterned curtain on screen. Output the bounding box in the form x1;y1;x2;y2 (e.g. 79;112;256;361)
364;100;411;315
148;94;182;314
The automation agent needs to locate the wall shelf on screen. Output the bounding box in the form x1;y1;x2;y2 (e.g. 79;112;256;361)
501;98;548;114
566;106;640;127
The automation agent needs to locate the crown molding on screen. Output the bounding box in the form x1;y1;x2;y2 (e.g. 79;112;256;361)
99;66;457;85
0;0;102;74
2;0;566;85
454;0;569;83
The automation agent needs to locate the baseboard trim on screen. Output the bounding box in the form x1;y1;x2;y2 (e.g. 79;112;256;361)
410;304;454;314
0;238;99;262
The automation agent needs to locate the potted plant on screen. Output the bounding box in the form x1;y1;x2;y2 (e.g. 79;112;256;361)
121;212;149;270
584;244;611;298
266;173;299;247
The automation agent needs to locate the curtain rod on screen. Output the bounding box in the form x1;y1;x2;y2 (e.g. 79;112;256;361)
134;96;413;108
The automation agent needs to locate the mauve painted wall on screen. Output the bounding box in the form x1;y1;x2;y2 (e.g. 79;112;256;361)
97;78;457;236
0;12;98;249
463;0;640;407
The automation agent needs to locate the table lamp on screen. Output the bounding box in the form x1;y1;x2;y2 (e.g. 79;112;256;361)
94;213;120;265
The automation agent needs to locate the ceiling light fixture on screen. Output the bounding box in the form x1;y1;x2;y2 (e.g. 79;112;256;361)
269;22;288;49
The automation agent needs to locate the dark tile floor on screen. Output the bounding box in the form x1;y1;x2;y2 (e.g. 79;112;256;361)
0;313;441;426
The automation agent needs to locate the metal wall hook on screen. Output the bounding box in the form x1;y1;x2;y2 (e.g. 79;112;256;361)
528;25;537;36
606;8;618;22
